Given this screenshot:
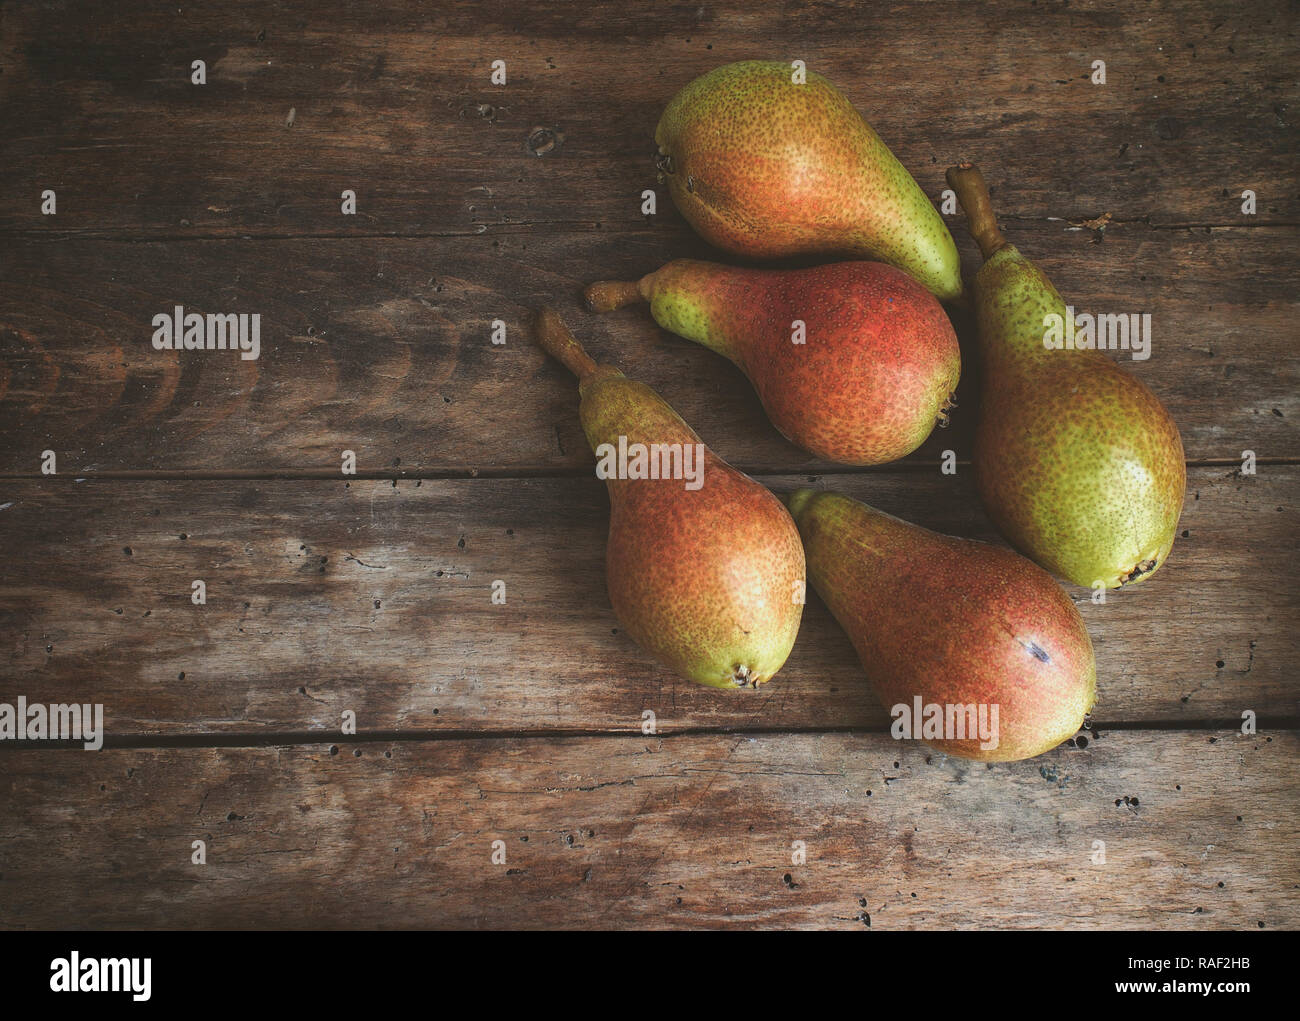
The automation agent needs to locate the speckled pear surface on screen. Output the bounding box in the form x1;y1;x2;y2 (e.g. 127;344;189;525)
535;308;804;689
586;259;960;466
655;61;963;302
947;164;1186;589
787;489;1096;762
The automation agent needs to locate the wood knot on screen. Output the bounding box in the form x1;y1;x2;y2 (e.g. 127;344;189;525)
527;126;563;156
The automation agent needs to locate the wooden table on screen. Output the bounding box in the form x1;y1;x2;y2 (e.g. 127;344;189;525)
1;0;1296;929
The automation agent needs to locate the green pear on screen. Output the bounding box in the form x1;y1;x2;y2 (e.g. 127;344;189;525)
535;308;805;688
946;163;1187;589
654;61;963;301
786;488;1096;762
585;259;960;466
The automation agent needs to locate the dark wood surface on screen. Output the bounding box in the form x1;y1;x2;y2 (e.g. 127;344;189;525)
1;0;1297;930
2;222;1296;474
3;732;1296;929
1;468;1294;735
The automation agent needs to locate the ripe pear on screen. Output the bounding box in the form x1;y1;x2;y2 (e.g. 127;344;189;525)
946;163;1186;589
655;61;963;301
786;488;1096;762
535;308;805;688
586;259;960;466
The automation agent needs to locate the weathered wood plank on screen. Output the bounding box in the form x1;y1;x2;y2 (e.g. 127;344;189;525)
1;1;1295;237
1;223;1295;474
0;731;1294;929
2;467;1294;736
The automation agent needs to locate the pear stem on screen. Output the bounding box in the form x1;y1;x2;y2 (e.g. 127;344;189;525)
945;163;1008;261
535;307;598;380
584;279;645;313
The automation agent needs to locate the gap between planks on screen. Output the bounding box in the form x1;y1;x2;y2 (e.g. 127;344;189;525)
2;720;1297;754
0;457;1294;482
1;220;1297;244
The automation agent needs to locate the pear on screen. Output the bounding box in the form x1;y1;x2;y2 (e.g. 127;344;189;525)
654;61;963;301
535;308;805;688
946;163;1187;589
586;259;960;466
786;488;1096;762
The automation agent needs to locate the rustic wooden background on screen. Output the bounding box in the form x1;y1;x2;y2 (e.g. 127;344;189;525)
1;0;1297;929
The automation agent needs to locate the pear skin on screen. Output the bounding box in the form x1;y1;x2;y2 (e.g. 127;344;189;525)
655;61;963;302
586;259;960;466
787;488;1097;762
535;308;805;688
947;164;1186;589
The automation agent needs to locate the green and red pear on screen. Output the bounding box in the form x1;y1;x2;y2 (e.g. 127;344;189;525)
535;308;805;689
654;60;963;301
946;163;1186;589
787;488;1097;762
586;259;960;466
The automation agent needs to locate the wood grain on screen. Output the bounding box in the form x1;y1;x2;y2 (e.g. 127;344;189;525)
1;0;1296;931
1;1;1295;238
0;731;1294;929
1;222;1295;474
2;467;1294;736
